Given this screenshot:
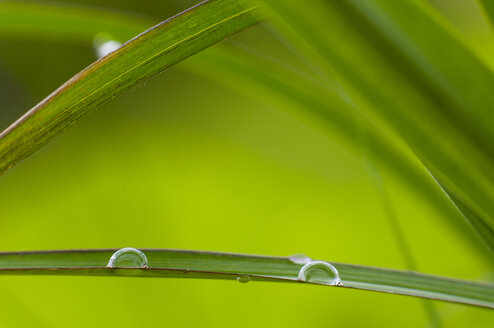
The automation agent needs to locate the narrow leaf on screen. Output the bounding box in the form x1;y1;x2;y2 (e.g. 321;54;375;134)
0;249;493;309
262;0;494;251
0;0;261;174
478;0;494;29
1;1;490;257
0;0;155;43
183;46;492;256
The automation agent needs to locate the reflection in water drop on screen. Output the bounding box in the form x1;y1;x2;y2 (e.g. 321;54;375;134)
107;247;148;268
289;254;312;265
237;275;250;283
93;33;122;58
297;261;341;285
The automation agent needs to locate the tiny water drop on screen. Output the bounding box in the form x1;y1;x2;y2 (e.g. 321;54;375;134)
289;254;312;265
107;247;148;268
297;261;341;285
237;274;250;283
93;33;122;58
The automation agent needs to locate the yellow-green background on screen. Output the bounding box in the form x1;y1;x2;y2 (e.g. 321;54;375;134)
0;0;493;326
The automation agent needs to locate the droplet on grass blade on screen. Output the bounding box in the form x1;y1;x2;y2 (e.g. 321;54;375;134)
237;275;250;283
93;33;122;58
297;261;341;285
289;254;312;265
107;248;148;268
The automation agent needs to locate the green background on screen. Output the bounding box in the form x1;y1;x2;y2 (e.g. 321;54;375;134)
0;0;493;326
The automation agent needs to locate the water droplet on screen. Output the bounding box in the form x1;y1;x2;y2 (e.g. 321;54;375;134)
289;254;312;265
93;33;122;58
107;248;148;268
297;261;341;285
237;275;250;283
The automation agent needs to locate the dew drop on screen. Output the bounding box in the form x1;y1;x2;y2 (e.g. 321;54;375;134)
297;261;341;285
289;254;312;265
93;33;122;58
107;247;148;268
237;274;250;283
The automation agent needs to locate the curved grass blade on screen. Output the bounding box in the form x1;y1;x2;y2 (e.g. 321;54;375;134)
0;1;155;43
478;0;494;30
0;249;492;309
0;0;261;175
183;46;492;257
1;1;491;258
262;0;494;252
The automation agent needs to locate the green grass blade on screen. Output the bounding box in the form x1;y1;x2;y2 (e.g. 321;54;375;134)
262;0;494;251
183;46;492;257
1;1;492;312
2;1;489;257
0;1;449;235
0;1;155;43
441;183;494;253
478;0;494;29
0;0;261;175
0;249;492;309
366;161;442;326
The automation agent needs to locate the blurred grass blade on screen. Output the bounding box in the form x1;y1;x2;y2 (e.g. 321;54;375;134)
183;46;492;257
365;160;443;326
262;0;494;251
1;1;490;258
441;183;494;250
478;0;494;29
0;0;261;175
0;1;156;43
0;249;493;309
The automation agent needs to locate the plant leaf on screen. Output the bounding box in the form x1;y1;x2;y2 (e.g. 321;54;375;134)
183;46;492;257
1;1;493;312
0;0;155;43
261;0;494;252
478;0;494;30
1;1;491;258
0;249;493;309
0;0;261;175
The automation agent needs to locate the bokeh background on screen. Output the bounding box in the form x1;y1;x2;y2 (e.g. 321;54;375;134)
1;0;493;327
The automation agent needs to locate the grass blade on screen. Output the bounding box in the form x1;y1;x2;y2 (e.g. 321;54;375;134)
1;1;490;258
0;249;492;309
262;0;494;251
183;46;492;257
478;0;494;30
366;161;442;326
0;0;261;175
0;1;155;43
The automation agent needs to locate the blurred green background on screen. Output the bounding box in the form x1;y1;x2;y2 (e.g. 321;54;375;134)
0;0;493;327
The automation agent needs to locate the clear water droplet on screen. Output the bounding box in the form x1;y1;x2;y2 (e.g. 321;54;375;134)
107;248;148;268
297;261;341;285
93;33;122;58
237;275;250;283
289;254;312;265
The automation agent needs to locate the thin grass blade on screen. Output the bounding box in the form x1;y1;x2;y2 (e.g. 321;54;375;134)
0;249;492;309
0;1;155;43
183;46;492;257
1;1;491;258
478;0;494;30
261;0;494;251
0;0;261;175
